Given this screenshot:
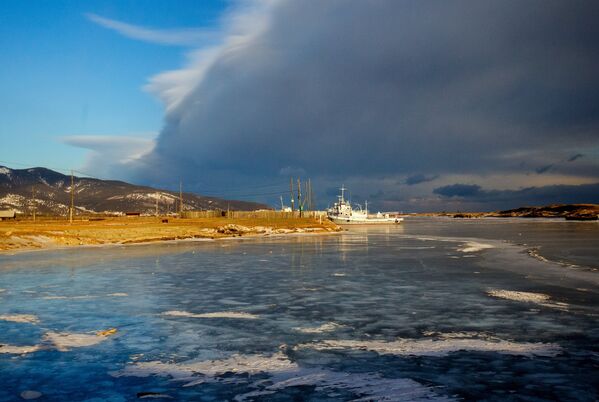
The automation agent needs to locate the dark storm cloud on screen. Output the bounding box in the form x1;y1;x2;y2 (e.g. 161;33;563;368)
434;184;482;198
568;154;584;162
434;182;599;206
117;0;599;208
535;165;554;174
405;174;439;186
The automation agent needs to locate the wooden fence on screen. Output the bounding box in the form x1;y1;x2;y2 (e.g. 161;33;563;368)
181;210;327;219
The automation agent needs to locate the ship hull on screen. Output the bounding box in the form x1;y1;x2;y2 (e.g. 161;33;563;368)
328;216;403;225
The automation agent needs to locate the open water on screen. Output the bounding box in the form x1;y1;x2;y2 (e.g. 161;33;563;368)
0;217;598;401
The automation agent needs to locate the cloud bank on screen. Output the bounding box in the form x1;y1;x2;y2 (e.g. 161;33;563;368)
93;1;599;210
434;182;599;210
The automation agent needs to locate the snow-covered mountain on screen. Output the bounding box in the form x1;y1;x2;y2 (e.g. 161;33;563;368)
0;166;267;215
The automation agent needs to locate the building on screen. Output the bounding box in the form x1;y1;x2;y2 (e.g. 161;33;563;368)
0;210;16;220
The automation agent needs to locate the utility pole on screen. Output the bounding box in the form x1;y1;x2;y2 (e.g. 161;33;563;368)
297;178;302;217
303;181;308;212
155;194;159;217
307;178;312;212
69;170;74;223
31;186;36;222
312;180;315;211
290;178;295;213
179;181;183;216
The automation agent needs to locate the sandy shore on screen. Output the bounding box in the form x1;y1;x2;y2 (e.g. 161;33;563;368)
0;216;340;254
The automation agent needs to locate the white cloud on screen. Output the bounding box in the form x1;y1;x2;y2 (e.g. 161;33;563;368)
86;13;216;46
62;135;155;178
144;0;276;111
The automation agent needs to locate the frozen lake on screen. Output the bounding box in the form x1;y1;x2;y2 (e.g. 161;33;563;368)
1;218;598;401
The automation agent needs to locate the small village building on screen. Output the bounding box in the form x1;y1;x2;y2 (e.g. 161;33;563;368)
0;210;17;220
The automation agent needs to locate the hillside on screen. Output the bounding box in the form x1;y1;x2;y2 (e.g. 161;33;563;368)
489;204;599;219
0;166;267;216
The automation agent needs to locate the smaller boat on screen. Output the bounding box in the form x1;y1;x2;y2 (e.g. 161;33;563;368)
327;186;403;224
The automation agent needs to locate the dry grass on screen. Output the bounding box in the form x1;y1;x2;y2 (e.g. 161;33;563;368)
0;216;339;253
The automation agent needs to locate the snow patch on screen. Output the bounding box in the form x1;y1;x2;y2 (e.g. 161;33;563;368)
0;193;26;206
239;370;453;402
0;344;43;354
293;322;344;334
458;242;494;253
42;331;111;351
111;351;452;401
43;295;95;300
111;351;296;381
0;314;40;324
0;331;112;354
20;390;42;400
297;333;560;357
43;293;129;300
162;310;259;319
487;289;569;310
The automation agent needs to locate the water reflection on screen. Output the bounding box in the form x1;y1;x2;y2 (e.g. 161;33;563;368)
0;219;597;401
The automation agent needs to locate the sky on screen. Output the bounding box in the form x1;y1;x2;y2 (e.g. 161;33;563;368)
1;0;599;211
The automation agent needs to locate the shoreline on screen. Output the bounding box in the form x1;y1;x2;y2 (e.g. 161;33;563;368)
0;216;341;256
0;229;342;258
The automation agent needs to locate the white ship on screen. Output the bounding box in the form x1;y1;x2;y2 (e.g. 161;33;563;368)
327;186;403;225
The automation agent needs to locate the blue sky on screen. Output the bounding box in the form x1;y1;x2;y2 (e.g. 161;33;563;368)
0;0;225;174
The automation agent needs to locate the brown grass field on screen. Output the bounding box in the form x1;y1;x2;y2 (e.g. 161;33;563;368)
0;215;340;253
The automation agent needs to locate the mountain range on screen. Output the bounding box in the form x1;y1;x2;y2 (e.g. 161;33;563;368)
0;166;267;216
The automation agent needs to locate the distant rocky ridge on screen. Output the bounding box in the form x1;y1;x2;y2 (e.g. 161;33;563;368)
490;204;599;219
0;166;267;216
450;204;599;220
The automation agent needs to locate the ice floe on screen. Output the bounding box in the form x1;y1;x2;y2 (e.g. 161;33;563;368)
0;329;118;354
0;314;40;324
111;351;452;401
297;333;560;357
42;293;130;300
20;390;42;400
111;351;297;383
293;322;344;334
42;331;113;352
458;242;494;253
137;392;174;399
162;310;258;319
238;370;454;402
0;344;43;354
487;289;569;310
